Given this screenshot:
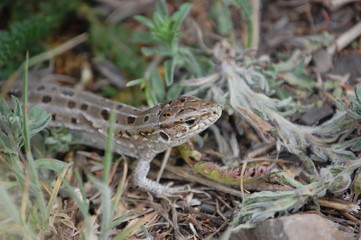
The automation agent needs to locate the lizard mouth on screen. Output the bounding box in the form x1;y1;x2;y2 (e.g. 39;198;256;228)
196;104;222;133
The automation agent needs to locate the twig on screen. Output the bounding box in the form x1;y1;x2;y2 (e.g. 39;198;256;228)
328;21;361;55
156;148;172;183
318;198;360;213
244;143;276;158
181;73;219;87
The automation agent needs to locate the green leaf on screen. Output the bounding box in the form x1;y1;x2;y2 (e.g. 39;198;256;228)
12;96;22;117
355;85;361;102
141;47;171;57
130;30;154;44
150;72;165;101
181;48;203;76
28;105;51;136
134;15;154;29
166;82;182;100
155;0;169;19
34;158;68;172
0;97;11;116
0;135;17;154
171;3;192;30
43;128;73;154
153;12;166;29
109;211;134;230
164;58;176;86
0;184;22;225
211;2;232;36
126;78;145;87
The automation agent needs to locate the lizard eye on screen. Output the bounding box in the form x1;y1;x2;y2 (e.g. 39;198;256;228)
185;118;196;126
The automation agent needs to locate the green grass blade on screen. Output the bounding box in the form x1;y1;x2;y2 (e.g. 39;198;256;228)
21;52;48;227
87;172;113;240
63;179;96;238
103;107;116;183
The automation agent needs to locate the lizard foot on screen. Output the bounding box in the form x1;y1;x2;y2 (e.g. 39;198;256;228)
133;159;191;198
134;176;190;198
157;184;191;198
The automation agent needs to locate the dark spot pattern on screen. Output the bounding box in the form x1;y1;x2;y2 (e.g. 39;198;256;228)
68;101;76;108
125;130;131;137
163;113;171;117
101;109;109;120
42;95;52;103
52;114;56;121
127;116;136;124
80;104;88;111
159;132;169;141
180;98;186;103
144;115;149;122
71;118;78;124
62;90;74;96
117;104;123;109
36;85;45;91
8;90;22;98
139;131;152;136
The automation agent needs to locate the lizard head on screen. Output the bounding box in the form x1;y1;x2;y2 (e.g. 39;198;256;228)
158;96;222;147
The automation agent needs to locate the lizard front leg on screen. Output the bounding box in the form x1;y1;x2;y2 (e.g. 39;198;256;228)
132;151;186;198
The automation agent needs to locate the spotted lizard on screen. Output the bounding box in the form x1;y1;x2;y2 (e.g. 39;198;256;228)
3;82;222;197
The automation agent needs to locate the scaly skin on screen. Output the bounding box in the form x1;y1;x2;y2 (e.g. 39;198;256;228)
4;82;222;197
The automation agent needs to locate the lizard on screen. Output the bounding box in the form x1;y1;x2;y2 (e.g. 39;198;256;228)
2;81;222;197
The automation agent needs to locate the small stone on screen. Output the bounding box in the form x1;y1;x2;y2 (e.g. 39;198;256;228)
200;203;216;214
299;106;333;126
230;214;356;240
